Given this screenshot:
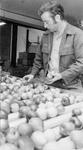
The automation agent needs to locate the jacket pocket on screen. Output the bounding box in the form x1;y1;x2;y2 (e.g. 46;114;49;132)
59;47;74;56
60;50;75;69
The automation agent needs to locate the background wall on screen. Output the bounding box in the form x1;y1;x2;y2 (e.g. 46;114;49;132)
0;24;11;60
16;26;27;61
29;28;44;43
16;26;44;61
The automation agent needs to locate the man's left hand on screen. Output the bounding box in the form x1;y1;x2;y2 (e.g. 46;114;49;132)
45;73;62;84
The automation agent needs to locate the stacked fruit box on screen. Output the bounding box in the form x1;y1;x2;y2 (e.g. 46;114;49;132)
0;73;83;150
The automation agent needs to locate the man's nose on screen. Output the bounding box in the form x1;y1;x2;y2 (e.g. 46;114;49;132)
44;22;47;28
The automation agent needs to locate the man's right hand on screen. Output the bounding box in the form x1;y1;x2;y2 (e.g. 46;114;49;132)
23;74;34;82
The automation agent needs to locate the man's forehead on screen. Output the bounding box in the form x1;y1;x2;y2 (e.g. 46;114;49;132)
41;11;52;19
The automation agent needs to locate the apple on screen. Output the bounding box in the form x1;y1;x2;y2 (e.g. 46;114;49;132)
45;102;54;108
4;98;12;105
0;82;7;87
46;94;53;101
27;109;37;118
75;95;83;103
47;107;57;118
21;92;28;100
34;88;40;94
54;97;62;104
33;82;39;88
44;129;56;142
0;143;19;150
0;132;6;145
43;84;48;90
69;95;75;104
61;96;70;106
52;127;62;141
37;85;45;93
17;135;34;150
1;91;8;99
59;121;75;137
70;116;83;129
19;106;31;116
10;103;20;113
0;110;8;119
31;131;46;149
0;93;6;101
12;93;20;101
72;108;82;116
12;85;20;92
18;122;33;136
29;117;43;131
1;101;10;114
27;91;33;99
8;84;14;90
10;76;17;83
36;108;48;120
41;96;47;103
56;104;65;115
17;101;24;107
6;94;13;103
18;86;26;93
70;130;83;149
23;100;33;106
56;136;75;150
42;141;58;150
0;119;9;132
5;78;11;84
50;87;61;97
30;104;37;111
0;83;7;91
33;95;41;104
6;127;19;145
39;103;46;109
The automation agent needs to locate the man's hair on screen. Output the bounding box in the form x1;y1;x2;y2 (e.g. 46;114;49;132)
38;0;64;19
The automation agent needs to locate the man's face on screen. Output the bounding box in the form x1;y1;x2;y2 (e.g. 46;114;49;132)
41;11;59;32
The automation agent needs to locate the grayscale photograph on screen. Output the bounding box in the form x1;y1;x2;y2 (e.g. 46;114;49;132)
0;0;83;150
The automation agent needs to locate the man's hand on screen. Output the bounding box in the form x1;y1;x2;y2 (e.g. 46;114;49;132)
23;74;34;82
52;73;62;81
45;73;62;84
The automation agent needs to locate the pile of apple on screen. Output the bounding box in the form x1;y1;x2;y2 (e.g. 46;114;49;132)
1;73;83;150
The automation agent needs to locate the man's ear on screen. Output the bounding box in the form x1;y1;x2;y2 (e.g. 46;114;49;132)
55;14;60;22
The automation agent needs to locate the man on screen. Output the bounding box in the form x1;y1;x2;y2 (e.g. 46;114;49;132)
24;0;83;90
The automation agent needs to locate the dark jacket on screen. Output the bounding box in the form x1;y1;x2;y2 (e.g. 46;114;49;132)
31;23;83;89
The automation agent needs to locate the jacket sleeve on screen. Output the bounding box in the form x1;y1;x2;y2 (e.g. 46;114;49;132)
31;38;43;76
61;30;83;85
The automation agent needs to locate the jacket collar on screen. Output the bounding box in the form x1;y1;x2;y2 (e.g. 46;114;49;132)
43;23;76;55
44;22;76;35
59;23;76;55
63;22;76;35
